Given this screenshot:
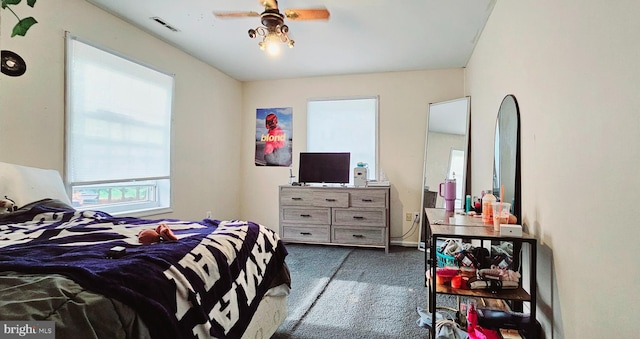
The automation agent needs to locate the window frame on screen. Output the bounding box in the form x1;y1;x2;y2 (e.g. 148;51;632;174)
64;32;174;217
306;96;380;184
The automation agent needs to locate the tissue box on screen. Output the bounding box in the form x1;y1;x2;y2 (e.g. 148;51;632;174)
500;224;522;237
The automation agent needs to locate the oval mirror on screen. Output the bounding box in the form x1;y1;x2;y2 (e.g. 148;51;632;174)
492;95;521;221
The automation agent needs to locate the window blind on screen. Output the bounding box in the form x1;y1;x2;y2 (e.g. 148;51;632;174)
66;34;173;185
307;97;378;181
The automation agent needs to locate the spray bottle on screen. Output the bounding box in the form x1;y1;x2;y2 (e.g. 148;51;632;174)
467;299;478;335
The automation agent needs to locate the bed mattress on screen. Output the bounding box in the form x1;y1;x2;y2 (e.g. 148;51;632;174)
0;271;289;339
0;199;290;338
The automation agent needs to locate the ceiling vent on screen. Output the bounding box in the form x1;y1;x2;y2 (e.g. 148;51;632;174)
150;17;180;32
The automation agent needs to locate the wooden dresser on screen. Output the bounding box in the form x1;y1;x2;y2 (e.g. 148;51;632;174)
279;185;390;253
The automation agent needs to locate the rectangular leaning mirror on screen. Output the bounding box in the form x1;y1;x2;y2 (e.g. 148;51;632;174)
418;97;471;250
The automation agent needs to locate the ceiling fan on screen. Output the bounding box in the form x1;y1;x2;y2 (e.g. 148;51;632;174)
213;0;330;55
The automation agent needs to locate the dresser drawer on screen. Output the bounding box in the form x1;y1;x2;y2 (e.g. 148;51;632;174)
280;187;314;206
312;191;349;208
281;207;331;224
349;189;387;208
332;226;385;246
282;225;330;243
332;208;386;227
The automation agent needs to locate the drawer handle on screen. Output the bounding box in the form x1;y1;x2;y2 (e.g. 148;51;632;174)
361;199;373;202
300;232;312;235
300;214;312;217
291;197;302;201
352;234;364;238
352;216;364;219
325;198;336;202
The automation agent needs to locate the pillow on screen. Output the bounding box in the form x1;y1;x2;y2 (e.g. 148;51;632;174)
0;161;72;207
0;198;75;223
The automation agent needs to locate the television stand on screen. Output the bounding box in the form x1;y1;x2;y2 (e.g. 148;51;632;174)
278;185;390;253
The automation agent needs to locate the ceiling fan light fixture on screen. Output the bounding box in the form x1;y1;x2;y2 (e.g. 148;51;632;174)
266;42;281;56
249;23;292;54
215;0;329;55
263;32;283;56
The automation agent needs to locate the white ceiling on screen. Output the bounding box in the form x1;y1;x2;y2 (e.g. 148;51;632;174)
85;0;496;82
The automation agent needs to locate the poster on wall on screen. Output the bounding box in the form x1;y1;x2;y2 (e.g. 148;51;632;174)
255;107;293;166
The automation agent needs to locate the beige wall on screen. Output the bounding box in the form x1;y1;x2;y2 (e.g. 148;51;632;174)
0;1;466;242
5;1;632;336
466;1;640;338
0;0;244;221
240;71;464;242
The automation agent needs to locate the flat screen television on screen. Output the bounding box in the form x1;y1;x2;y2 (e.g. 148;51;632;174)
298;152;351;184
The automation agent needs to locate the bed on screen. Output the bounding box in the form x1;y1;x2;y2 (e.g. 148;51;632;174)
0;162;290;339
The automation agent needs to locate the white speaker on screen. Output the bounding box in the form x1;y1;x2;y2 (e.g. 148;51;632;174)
354;167;367;187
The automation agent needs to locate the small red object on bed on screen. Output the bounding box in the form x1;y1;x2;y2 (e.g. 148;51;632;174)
138;223;179;244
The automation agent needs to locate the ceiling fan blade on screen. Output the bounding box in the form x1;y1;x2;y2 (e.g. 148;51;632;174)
284;8;330;21
213;11;261;19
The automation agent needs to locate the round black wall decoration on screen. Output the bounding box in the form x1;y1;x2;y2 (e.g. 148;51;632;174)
1;50;27;77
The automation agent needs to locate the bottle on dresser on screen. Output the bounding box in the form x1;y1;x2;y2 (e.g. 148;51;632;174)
481;189;496;223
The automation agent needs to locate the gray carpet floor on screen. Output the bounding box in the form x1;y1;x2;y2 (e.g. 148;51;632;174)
272;243;437;339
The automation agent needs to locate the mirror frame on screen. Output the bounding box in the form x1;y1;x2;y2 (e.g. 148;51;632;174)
492;94;521;222
418;97;471;250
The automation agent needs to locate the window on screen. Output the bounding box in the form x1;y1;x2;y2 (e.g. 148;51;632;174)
65;33;174;216
307;97;379;184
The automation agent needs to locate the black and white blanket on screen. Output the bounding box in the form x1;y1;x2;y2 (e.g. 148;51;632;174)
0;201;289;339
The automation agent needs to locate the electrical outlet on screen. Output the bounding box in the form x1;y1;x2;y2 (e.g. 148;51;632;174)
405;212;412;221
414;212;420;221
206;211;212;219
